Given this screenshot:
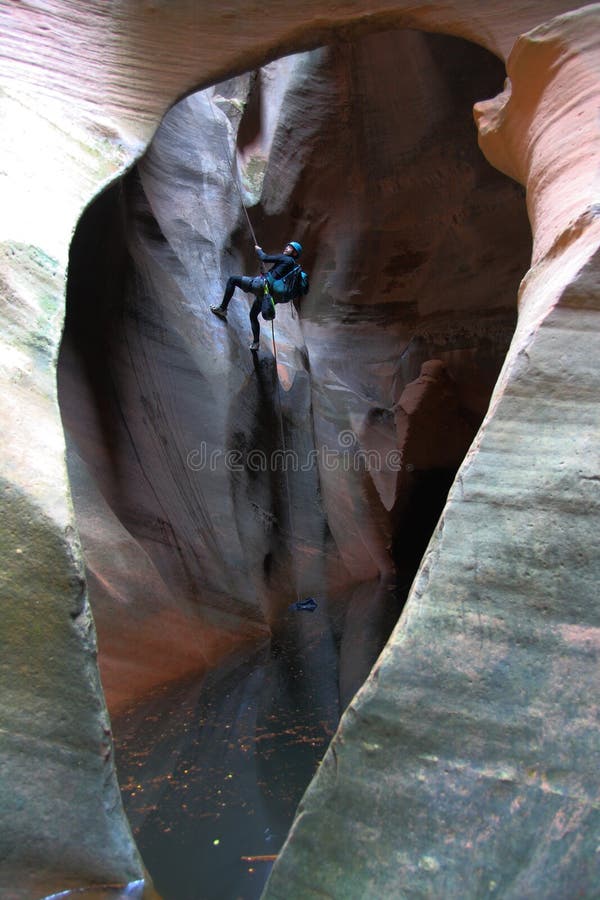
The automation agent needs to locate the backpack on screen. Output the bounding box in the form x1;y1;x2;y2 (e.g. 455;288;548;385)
267;265;310;302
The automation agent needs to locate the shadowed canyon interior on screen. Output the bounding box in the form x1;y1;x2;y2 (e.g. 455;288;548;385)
3;0;600;896
57;28;531;898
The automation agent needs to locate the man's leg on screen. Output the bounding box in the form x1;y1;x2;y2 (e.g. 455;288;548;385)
249;296;261;349
211;275;255;320
221;275;254;311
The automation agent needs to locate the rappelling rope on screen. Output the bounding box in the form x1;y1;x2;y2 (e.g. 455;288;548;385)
227;154;260;251
271;319;302;604
208;90;262;264
209;89;303;602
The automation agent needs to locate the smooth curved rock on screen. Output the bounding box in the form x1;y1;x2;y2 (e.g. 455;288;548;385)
264;8;600;899
58;33;528;718
1;1;599;897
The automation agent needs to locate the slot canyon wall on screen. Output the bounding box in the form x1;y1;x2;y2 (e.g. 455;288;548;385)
58;32;531;716
1;2;599;898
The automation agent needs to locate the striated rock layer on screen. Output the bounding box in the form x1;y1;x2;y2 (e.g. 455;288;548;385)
1;1;599;897
58;33;529;717
265;8;600;899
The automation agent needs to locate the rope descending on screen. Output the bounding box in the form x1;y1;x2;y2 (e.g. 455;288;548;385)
209;88;302;604
208;91;260;250
271;320;302;606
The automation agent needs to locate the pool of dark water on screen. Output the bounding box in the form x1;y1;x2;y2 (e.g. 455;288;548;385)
113;581;399;900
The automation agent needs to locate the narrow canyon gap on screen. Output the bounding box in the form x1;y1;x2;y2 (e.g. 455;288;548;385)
57;30;531;898
2;0;599;897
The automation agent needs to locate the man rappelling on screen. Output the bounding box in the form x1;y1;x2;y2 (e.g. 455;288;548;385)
210;241;305;351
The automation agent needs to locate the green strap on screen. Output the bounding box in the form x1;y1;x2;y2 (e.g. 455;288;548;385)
263;282;276;308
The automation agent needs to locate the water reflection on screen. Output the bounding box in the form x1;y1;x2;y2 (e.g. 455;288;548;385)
113;580;399;900
41;881;150;900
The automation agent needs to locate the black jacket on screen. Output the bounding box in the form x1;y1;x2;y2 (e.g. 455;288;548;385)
257;249;296;281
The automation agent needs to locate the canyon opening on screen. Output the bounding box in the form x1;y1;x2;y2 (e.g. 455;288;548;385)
58;28;531;900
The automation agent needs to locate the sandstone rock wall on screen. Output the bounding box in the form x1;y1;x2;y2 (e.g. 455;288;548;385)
265;8;600;898
58;31;529;718
1;1;598;897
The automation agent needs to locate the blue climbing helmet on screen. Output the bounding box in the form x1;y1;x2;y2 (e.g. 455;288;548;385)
288;241;303;257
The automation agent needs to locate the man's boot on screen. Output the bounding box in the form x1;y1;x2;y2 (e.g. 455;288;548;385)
210;305;227;321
